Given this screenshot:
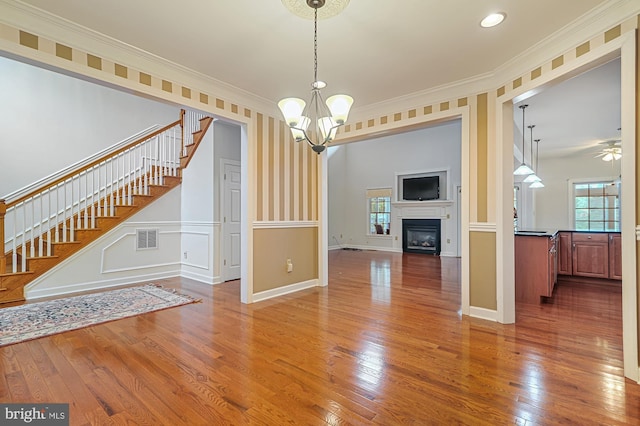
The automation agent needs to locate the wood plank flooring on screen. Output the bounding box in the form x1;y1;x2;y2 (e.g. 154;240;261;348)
1;249;639;425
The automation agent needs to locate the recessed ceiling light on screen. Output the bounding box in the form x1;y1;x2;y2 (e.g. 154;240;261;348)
481;12;506;28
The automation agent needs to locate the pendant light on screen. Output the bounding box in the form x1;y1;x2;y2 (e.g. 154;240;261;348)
529;139;544;188
514;104;534;175
278;0;354;154
523;125;541;183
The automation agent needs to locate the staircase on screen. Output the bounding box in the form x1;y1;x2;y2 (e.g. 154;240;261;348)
0;110;213;304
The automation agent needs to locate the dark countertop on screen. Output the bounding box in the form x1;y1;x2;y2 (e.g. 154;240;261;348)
515;229;558;237
559;229;621;234
515;229;621;237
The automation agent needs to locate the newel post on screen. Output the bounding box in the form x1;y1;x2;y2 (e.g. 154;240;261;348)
0;199;5;274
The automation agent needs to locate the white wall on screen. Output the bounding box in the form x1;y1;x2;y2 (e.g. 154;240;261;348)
181;122;216;283
531;154;621;230
213;121;241;223
0;56;179;196
25;187;182;299
180;119;241;284
328;120;462;254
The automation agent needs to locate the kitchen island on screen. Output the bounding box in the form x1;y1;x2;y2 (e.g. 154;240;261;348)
515;229;558;304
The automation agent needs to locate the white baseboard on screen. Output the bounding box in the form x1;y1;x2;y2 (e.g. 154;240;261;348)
252;279;318;303
25;270;181;300
344;244;402;253
469;306;497;322
181;270;221;285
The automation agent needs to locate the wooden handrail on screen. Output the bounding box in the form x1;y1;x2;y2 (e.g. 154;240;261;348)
6;113;184;209
0;199;5;274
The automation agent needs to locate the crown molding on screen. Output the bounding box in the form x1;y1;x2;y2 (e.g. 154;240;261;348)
351;0;639;119
493;0;640;87
350;71;495;123
1;0;637;120
0;0;277;115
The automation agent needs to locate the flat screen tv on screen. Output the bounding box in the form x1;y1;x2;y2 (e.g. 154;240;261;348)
403;176;439;201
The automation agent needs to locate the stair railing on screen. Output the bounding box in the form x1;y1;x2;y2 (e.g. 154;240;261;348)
1;109;206;275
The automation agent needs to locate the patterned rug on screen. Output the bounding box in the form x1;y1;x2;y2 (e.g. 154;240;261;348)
0;284;198;347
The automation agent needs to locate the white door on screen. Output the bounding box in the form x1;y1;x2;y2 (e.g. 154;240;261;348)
223;162;241;281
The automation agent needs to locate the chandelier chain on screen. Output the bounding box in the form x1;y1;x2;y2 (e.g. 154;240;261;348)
313;6;318;83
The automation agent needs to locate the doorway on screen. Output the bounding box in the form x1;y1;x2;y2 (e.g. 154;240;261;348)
497;35;637;381
221;159;241;281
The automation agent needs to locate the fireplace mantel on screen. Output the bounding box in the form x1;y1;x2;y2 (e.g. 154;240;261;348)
391;200;454;208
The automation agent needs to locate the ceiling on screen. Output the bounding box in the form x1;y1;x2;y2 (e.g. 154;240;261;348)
514;57;621;160
10;0;623;156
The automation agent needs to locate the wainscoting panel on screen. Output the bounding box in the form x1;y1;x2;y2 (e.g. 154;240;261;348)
181;222;221;285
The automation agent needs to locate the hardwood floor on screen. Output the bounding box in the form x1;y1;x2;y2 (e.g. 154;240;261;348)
1;249;639;425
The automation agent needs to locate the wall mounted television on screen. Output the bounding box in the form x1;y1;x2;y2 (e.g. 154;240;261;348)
402;176;440;201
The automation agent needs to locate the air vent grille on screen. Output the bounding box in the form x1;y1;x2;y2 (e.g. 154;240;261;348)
137;229;159;250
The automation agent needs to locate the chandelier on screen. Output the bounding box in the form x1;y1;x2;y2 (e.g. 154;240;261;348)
278;0;354;154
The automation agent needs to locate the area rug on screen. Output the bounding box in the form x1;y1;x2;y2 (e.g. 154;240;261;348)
0;284;199;347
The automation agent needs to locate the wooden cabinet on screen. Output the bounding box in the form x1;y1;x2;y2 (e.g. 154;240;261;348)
515;234;557;304
572;233;609;279
557;232;572;275
609;233;622;280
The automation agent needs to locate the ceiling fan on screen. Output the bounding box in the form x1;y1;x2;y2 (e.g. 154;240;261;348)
595;140;622;161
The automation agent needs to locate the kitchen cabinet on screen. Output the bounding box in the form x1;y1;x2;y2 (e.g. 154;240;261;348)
557;232;572;275
572;233;609;279
515;233;557;304
609;233;622;280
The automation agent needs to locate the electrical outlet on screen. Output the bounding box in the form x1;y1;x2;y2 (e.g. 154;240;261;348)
447;239;451;244
286;258;293;273
395;236;398;240
183;251;188;259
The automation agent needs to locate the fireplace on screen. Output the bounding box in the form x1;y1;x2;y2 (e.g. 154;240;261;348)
402;219;441;255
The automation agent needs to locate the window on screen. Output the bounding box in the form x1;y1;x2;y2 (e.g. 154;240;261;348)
367;188;392;235
574;181;620;231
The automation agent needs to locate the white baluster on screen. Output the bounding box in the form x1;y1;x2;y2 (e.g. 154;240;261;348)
127;149;132;205
46;189;51;257
90;168;96;229
38;194;44;257
54;185;60;243
108;159;113;217
62;182;67;243
96;164;101;218
76;174;82;231
21;203;26;272
69;177;75;242
29;197;35;258
11;206;17;272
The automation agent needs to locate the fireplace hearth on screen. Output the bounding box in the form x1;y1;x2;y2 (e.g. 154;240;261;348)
402;219;441;255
